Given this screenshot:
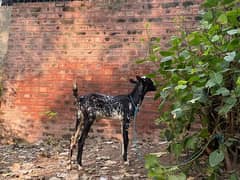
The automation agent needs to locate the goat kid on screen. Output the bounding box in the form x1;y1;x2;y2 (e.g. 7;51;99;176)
69;76;156;170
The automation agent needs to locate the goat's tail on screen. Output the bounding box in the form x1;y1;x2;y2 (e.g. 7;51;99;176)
73;80;78;99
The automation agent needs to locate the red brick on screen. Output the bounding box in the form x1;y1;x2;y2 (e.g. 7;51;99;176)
2;1;202;142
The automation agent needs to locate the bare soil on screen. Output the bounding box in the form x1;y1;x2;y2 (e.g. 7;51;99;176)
0;135;167;180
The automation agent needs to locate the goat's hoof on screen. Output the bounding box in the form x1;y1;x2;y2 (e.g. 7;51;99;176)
77;165;83;170
124;160;130;166
67;164;72;170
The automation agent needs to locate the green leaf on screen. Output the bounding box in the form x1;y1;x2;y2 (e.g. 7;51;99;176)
199;128;210;138
178;80;187;85
237;77;240;86
187;97;201;104
146;73;156;78
44;111;57;119
203;11;213;21
218;97;237;115
234;86;240;97
230;173;239;180
209;149;224;167
149;54;158;62
211;35;220;42
226;9;239;26
145;22;151;29
161;56;173;62
217;14;228;24
145;154;159;169
225;97;237;105
201;20;212;29
185;136;198;150
227;39;240;51
147;166;165;179
192;86;207;103
160;51;174;57
168;173;186;180
136;59;146;64
179;50;191;59
170;36;181;48
224;51;236;62
227;29;239;35
175;84;187;90
187;32;201;46
162;86;172;92
214;87;230;96
205;79;215;88
221;0;235;5
165;129;174;141
171;108;182;119
206;73;223;88
171;143;183;157
212;72;223;85
155;37;161;43
203;0;218;7
153;45;160;53
189;76;200;83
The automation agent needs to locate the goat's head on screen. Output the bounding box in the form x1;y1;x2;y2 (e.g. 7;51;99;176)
130;75;156;96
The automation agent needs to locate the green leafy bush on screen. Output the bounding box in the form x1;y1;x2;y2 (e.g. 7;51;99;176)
139;0;240;179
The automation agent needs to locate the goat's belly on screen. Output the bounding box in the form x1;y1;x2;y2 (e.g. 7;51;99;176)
96;110;123;120
110;110;124;120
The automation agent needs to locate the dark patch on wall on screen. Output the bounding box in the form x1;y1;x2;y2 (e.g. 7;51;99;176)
77;32;86;35
128;18;143;23
63;6;75;12
109;44;123;49
182;1;194;8
110;32;120;36
195;15;202;21
30;7;41;13
117;18;126;23
148;18;162;22
105;37;110;41
162;2;179;8
60;19;74;25
127;30;139;35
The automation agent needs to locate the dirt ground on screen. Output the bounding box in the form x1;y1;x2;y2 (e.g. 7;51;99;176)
0;135;168;180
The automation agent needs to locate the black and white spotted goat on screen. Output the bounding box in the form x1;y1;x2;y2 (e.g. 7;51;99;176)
68;76;156;169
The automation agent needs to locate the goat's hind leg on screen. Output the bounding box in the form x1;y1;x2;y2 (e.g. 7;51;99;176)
68;111;83;170
77;118;94;169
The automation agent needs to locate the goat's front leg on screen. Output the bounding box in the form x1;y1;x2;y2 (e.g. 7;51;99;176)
122;119;130;164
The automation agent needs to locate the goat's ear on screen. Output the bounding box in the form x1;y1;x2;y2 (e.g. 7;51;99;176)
129;78;137;84
136;75;142;81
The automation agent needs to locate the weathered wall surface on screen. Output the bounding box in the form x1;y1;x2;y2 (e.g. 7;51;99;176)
1;0;202;142
0;7;12;143
0;7;11;69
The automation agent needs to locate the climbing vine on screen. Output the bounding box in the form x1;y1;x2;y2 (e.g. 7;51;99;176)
138;0;240;179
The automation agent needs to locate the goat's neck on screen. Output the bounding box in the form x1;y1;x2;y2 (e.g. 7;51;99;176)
129;84;146;107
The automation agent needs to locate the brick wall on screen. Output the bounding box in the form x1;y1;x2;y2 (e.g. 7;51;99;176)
1;0;202;142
